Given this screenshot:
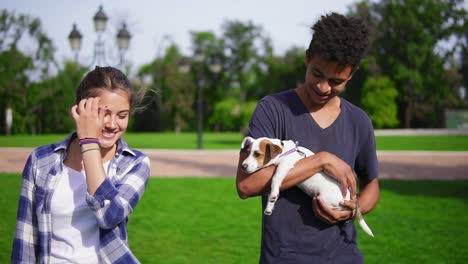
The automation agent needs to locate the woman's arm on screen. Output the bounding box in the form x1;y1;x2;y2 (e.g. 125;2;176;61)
71;97;150;229
11;154;38;263
85;155;150;229
71;97;107;195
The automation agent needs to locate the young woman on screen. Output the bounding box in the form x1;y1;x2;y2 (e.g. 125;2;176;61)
12;66;150;263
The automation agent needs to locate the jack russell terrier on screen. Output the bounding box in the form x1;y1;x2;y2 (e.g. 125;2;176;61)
240;136;374;237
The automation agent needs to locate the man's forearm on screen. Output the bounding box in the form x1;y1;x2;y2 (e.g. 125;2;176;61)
357;178;380;214
280;154;326;191
236;153;327;199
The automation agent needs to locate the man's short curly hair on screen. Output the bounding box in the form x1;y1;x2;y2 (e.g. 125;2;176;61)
307;12;369;72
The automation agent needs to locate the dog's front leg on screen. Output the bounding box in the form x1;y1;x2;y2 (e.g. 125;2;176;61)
264;162;295;215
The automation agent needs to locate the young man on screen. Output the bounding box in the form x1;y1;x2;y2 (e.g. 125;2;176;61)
236;13;380;263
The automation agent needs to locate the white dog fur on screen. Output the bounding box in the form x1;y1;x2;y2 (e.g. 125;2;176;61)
240;136;374;237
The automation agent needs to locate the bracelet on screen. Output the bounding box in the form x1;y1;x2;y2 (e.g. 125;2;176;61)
79;137;98;141
79;138;100;146
81;147;100;154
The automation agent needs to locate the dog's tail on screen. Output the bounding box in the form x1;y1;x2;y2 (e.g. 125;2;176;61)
355;202;374;237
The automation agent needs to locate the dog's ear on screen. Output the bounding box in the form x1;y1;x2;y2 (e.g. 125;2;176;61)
264;142;282;163
268;143;283;159
241;136;254;149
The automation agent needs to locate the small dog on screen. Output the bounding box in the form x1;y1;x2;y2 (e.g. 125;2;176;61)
240;136;374;237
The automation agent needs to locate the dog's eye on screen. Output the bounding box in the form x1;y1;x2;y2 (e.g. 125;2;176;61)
253;151;261;158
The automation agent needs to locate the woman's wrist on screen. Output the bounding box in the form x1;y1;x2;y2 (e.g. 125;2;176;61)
79;137;100;146
80;142;100;154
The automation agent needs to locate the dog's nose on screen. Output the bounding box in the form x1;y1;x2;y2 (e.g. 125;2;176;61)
241;163;248;172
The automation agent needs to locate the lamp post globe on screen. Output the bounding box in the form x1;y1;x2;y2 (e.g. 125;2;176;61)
209;55;222;74
68;24;82;62
178;57;191;74
116;23;131;66
93;5;108;33
193;47;205;63
68;5;131;69
116;23;131;51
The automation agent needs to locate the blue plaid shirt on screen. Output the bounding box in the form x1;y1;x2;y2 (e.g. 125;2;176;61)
11;133;151;264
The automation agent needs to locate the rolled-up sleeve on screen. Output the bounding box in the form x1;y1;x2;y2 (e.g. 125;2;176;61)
86;155;150;229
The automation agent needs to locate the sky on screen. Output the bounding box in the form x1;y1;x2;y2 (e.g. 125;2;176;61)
2;0;359;72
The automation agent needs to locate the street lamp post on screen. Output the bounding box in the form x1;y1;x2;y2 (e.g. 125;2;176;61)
179;50;221;149
193;48;206;150
5;107;12;136
67;5;131;68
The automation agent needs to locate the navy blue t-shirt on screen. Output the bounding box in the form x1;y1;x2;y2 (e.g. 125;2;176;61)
248;89;378;264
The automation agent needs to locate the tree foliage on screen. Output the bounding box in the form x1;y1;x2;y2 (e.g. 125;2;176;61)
0;9;57;134
222;20;272;104
367;0;467;127
361;76;399;128
35;62;87;133
2;1;468;134
209;99;257;132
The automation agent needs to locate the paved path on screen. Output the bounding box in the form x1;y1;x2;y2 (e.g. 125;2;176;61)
1;148;467;179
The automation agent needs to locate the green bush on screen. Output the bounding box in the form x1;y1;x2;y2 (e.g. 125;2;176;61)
209;99;257;131
361;76;399;129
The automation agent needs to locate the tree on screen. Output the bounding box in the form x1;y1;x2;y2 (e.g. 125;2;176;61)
35;62;87;133
344;1;381;107
0;49;33;134
255;47;305;98
222;20;271;104
161;46;196;133
371;0;467;127
460;33;468;105
208;98;257;132
189;31;225;130
361;76;399;128
0;9;57;134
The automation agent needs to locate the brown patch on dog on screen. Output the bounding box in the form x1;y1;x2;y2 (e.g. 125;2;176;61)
241;137;253;152
257;139;283;167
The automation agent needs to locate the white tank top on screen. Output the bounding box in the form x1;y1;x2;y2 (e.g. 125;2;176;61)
50;161;110;263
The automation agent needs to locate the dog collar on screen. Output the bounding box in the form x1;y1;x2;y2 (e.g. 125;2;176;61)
279;147;297;157
279;141;306;158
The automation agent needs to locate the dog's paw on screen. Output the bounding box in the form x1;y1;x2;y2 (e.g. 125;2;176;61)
269;195;278;202
264;203;275;215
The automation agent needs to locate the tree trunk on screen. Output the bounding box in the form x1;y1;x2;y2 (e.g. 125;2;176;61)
174;112;181;134
404;100;412;128
404;82;414;128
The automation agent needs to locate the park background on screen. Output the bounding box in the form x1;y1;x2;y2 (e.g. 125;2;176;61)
1;0;468;263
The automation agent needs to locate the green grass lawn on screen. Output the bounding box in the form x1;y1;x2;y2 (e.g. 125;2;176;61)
1;133;468;150
1;175;467;263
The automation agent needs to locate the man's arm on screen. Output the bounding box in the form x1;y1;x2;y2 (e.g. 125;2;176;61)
357;177;380;214
236;151;274;199
312;177;379;224
236;151;357;199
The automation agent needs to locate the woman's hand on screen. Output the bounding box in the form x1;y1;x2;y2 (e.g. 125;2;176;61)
71;97;105;139
312;196;356;224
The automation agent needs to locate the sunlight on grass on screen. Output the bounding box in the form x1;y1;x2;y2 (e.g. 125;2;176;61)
1;176;467;263
1;133;468;150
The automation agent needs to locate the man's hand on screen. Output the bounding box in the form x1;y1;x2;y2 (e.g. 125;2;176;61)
318;152;357;199
312;196;356;224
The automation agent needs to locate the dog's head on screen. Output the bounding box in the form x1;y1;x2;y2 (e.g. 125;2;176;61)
240;136;283;174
